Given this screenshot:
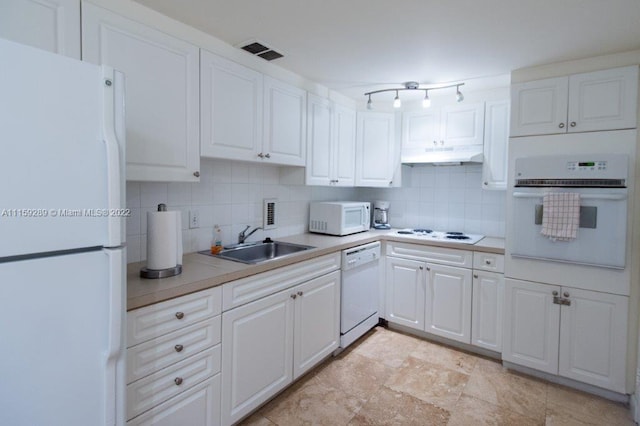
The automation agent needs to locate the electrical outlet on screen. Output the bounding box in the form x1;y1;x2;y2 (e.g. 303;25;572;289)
189;210;200;229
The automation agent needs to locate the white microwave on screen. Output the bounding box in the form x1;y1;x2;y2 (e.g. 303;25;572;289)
309;202;371;236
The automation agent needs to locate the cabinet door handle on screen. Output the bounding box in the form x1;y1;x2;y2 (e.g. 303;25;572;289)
175;312;184;320
193;171;200;178
559;123;565;129
297;291;304;296
265;153;271;159
290;294;297;299
257;153;264;158
174;377;183;386
174;344;184;353
570;121;576;127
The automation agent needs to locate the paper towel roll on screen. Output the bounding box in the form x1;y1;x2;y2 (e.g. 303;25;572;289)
147;210;179;270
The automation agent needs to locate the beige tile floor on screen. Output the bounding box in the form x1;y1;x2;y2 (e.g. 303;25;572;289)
240;327;635;426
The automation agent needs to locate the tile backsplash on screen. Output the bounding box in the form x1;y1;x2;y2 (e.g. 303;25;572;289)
126;160;505;264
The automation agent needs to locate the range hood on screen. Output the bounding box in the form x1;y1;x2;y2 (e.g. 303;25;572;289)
401;144;484;165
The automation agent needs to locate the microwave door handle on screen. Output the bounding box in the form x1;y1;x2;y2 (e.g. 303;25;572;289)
512;192;627;201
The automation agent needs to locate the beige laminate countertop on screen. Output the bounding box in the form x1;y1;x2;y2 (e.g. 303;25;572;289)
127;230;505;311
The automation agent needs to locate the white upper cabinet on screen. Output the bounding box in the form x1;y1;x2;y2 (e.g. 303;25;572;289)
332;103;357;186
305;94;333;185
356;111;396;187
440;103;485;147
402;109;440;155
200;50;263;161
0;0;80;59
511;66;638;137
306;98;356;186
263;76;307;166
401;103;484;161
482;100;510;190
567;66;638;133
82;3;200;182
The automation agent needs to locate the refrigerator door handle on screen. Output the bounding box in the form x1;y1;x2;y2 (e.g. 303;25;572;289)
101;66;123;248
104;248;125;425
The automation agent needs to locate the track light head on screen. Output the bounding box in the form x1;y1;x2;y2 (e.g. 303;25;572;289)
456;85;464;102
422;90;431;108
393;90;401;108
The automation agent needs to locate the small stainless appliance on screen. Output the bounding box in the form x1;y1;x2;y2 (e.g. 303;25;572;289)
373;200;391;229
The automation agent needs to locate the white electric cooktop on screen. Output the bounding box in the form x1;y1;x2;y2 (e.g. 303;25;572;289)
393;228;484;245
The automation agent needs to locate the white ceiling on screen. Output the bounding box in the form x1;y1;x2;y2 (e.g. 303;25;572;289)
134;0;640;100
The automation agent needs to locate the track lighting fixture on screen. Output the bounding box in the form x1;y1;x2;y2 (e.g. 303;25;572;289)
364;81;464;110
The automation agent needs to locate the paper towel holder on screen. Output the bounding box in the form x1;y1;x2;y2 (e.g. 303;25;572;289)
140;203;183;279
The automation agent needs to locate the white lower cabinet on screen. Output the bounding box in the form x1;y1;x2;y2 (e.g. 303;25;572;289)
126;287;222;425
385;243;504;351
221;270;340;426
471;270;504;352
503;279;628;392
386;256;426;331
127;375;221;426
425;263;472;344
385;242;474;345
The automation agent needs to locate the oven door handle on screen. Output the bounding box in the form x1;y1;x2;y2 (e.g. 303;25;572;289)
512;192;627;201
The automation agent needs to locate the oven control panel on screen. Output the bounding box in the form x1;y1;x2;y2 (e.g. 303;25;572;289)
566;160;607;171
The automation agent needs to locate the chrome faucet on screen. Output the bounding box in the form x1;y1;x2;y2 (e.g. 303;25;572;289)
238;225;263;244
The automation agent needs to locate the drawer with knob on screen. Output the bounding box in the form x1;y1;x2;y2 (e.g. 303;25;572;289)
127;286;222;347
472;252;504;273
127;345;221;420
127;315;221;383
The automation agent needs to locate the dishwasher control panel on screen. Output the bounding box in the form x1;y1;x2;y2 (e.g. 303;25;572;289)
341;241;381;271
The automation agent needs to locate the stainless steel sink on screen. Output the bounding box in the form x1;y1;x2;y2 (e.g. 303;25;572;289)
200;241;315;264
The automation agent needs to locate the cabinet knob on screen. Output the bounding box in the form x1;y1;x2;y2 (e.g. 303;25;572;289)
174;377;183;386
485;259;492;265
483;182;488;186
473;274;478;279
552;291;558;296
297;291;304;296
419;266;424;270
291;294;297;299
193;171;200;178
258;153;264;158
570;122;576;127
563;291;570;298
265;153;271;159
440;140;444;145
175;312;184;320
426;267;431;271
559;123;565;129
433;141;438;145
389;181;393;186
174;344;184;353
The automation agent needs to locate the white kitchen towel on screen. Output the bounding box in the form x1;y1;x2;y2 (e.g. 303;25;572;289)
541;193;580;241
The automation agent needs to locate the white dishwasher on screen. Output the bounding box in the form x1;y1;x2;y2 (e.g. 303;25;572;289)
340;241;380;348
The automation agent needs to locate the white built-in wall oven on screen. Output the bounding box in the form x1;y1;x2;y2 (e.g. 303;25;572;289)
511;153;628;269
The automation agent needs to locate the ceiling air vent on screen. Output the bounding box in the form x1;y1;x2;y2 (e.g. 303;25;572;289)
238;39;284;61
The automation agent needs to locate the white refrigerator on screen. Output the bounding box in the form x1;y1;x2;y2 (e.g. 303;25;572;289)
0;39;126;425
